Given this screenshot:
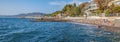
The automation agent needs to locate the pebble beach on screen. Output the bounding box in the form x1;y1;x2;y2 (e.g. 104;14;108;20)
67;17;120;34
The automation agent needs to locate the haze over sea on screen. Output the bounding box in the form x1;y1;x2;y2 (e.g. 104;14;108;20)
0;18;119;42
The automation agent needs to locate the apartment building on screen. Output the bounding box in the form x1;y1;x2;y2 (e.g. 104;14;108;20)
84;0;98;16
108;0;120;6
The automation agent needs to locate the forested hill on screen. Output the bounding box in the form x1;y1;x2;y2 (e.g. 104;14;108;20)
0;12;45;18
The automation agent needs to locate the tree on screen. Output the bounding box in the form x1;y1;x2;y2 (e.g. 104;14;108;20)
93;0;113;12
62;4;72;16
93;0;113;17
113;6;120;16
52;11;62;17
72;3;77;16
104;9;112;16
62;3;81;17
94;9;101;16
113;6;120;13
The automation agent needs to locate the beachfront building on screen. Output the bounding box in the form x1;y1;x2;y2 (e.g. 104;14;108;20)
83;0;98;16
57;14;62;18
108;0;120;16
84;0;120;17
108;0;120;6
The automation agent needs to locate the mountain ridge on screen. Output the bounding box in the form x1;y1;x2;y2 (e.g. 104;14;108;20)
0;12;45;18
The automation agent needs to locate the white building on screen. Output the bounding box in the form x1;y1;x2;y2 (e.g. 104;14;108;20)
108;0;120;6
84;0;120;16
114;0;120;5
84;0;98;16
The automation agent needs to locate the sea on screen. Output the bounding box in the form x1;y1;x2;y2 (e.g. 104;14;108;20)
0;18;119;42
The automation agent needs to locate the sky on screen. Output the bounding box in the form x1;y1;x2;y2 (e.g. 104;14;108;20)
0;0;89;15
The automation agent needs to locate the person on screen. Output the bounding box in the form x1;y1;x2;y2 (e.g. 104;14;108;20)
41;18;43;20
103;19;108;23
97;25;102;28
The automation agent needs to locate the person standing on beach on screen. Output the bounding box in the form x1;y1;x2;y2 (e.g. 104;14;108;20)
103;19;108;23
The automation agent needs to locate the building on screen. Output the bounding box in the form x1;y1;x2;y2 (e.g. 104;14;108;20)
57;14;63;18
108;0;120;6
84;0;120;16
83;0;98;16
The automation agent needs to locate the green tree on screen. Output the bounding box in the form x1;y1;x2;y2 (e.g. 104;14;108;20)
62;4;72;16
113;6;120;16
51;2;89;17
62;3;80;17
113;6;120;13
95;9;102;16
52;11;62;17
104;9;112;16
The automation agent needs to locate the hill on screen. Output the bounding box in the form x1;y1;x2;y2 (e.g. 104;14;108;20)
0;12;45;18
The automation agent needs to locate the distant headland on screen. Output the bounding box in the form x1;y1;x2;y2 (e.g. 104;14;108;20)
0;12;45;18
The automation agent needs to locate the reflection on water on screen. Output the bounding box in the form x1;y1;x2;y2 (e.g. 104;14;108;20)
0;18;120;42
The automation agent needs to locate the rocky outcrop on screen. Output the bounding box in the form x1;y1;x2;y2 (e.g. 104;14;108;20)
31;17;70;22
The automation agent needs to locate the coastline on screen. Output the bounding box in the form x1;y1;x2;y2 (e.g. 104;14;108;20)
69;18;120;34
32;17;120;34
30;17;70;22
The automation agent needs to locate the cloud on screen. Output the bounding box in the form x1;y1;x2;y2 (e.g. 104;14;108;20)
68;0;83;5
49;0;83;6
49;1;66;6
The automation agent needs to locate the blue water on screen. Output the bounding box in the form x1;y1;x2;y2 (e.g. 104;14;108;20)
0;18;119;42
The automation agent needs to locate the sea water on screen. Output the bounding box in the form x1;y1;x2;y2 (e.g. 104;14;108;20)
0;18;119;42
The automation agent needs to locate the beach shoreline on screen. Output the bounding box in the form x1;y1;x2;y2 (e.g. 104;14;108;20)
67;17;120;34
32;17;120;33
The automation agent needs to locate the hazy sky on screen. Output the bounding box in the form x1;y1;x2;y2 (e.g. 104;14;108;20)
0;0;89;15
